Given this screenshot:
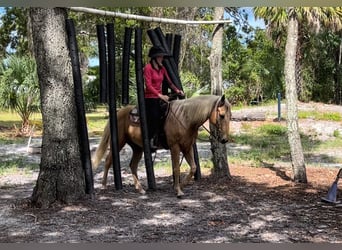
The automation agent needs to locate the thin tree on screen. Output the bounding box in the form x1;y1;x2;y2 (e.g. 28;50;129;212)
29;8;86;208
208;7;231;178
284;8;307;183
254;7;342;183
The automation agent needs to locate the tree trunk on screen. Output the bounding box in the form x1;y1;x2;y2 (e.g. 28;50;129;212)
334;38;342;105
284;11;307;183
29;8;86;208
208;7;231;179
176;7;198;72
295;23;304;101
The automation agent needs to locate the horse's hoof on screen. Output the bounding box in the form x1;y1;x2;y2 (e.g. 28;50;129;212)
139;189;146;195
176;191;185;198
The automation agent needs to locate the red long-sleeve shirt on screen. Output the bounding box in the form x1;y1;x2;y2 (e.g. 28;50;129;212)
143;63;180;98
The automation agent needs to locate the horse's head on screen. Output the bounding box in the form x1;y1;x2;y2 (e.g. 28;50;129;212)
209;95;231;144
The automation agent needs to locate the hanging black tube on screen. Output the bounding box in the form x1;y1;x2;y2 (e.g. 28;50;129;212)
106;22;122;190
165;33;173;52
65;19;94;195
153;27;183;91
154;27;172;55
147;29;163;49
173;34;182;69
162;59;183;91
122;27;132;105
135;27;156;190
96;24;107;104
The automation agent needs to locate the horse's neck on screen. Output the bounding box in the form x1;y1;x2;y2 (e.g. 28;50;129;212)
171;96;217;129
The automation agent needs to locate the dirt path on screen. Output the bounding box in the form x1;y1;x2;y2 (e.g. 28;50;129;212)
1;102;342;243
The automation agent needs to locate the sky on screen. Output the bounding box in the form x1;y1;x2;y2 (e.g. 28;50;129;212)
244;7;265;29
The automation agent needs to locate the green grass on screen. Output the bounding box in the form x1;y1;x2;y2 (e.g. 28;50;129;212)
0;158;39;175
298;110;341;121
228;123;324;166
0;108;109;138
86;110;108;136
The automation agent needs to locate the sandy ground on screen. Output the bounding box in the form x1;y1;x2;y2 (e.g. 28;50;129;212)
0;101;342;243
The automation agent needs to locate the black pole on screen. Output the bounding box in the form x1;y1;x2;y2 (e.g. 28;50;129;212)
193;144;201;180
173;34;182;69
65;19;94;195
162;59;183;91
165;33;173;52
154;27;172;55
106;23;122;190
135;27;156;190
96;24;108;104
122;27;132;105
154;27;183;90
147;29;163;48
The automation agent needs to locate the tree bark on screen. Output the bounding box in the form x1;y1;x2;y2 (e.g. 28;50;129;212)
208;7;231;179
284;10;307;183
30;8;86;208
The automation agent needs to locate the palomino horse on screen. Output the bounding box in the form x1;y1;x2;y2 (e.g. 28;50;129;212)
92;94;231;197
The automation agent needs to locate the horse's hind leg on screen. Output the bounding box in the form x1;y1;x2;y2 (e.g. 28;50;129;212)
102;152;112;188
181;148;196;188
129;147;145;194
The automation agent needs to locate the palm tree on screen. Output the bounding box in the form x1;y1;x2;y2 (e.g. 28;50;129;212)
0;55;40;134
254;7;342;183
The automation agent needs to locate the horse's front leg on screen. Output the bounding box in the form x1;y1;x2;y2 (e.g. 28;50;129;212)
129;148;145;194
181;148;196;188
170;146;184;197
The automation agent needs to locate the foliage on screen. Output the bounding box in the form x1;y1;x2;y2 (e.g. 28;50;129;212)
2;7;342;109
180;70;207;97
0;55;40;132
222;26;284;105
254;7;342;104
0;7;29;58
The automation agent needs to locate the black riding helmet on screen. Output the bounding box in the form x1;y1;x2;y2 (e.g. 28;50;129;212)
148;46;168;58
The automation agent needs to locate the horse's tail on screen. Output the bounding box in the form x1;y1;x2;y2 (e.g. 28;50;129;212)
92;121;111;170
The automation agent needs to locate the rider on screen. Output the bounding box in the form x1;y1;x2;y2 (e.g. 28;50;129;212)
143;45;184;151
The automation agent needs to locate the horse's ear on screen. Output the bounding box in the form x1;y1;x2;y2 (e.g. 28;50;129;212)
218;95;225;107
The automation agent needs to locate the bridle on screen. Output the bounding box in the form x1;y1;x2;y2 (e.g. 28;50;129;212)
200;97;229;142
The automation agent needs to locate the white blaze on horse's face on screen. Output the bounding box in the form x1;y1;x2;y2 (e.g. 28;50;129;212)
210;95;231;144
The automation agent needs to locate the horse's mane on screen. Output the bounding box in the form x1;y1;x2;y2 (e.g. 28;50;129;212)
169;95;220;126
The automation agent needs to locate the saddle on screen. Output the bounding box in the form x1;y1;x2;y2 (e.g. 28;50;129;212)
129;102;170;149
